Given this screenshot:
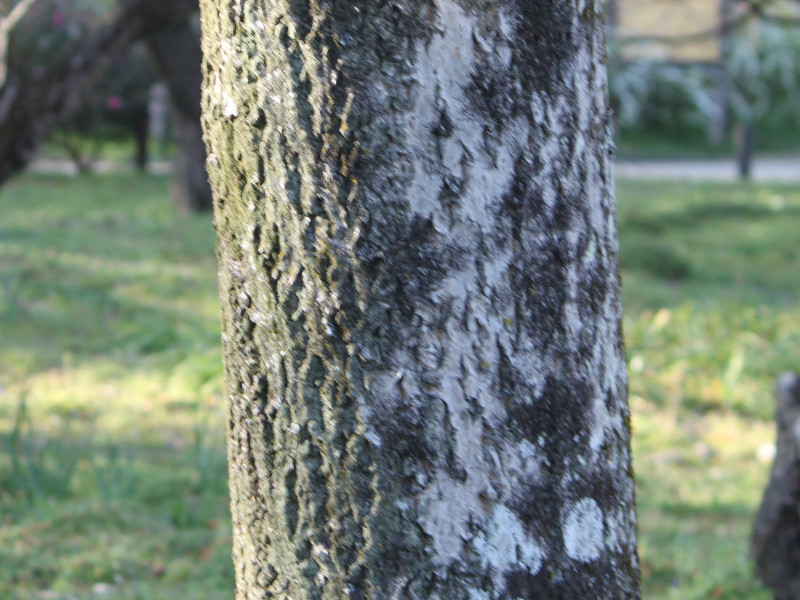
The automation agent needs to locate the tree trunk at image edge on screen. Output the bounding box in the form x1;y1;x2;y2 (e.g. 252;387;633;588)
200;1;640;599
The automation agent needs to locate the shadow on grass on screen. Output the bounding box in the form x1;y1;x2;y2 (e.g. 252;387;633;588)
620;203;800;236
0;174;232;599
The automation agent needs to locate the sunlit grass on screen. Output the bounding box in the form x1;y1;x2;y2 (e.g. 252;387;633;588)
620;180;800;599
0;174;230;600
1;173;798;598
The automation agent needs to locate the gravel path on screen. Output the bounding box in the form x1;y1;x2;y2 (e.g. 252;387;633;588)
25;155;800;183
615;155;800;183
26;158;172;176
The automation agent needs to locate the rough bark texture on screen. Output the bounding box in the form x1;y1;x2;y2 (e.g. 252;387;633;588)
200;1;640;599
751;372;800;600
145;16;214;213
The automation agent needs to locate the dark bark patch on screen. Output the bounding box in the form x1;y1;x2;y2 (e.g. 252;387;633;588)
509;372;590;467
509;246;568;352
503;552;636;600
284;459;299;537
286;0;314;41
329;1;435;75
578;247;611;315
431;104;455;139
465;68;521;134
572;469;628;527
509;477;562;553
457;0;577;99
507;1;576;96
368;214;471;323
496;344;523;404
371;395;436;468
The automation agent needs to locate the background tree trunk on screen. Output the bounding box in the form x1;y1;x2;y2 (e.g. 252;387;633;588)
145;15;213;212
751;373;800;600
200;1;640;598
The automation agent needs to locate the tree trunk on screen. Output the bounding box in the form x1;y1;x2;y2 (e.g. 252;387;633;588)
736;121;755;181
200;1;640;599
751;373;800;600
170;105;212;213
145;16;213;212
134;109;149;171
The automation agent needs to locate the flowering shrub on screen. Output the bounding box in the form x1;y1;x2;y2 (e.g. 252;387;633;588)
10;0;158;151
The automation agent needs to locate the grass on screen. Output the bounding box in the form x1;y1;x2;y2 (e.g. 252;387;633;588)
620;180;800;599
1;173;798;598
0;174;230;600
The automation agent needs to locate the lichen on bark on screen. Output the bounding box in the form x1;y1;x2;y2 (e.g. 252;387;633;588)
200;0;640;598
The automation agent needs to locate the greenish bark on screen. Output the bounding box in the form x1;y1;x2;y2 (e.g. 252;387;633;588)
200;1;640;599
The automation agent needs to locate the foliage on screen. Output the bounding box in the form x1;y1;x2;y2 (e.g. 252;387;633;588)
12;0;105;64
610;58;721;134
1;173;799;598
726;20;800;126
609;19;800;153
65;43;157;140
11;0;160;166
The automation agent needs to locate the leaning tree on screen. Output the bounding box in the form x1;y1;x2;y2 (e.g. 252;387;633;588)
200;1;640;598
0;0;212;212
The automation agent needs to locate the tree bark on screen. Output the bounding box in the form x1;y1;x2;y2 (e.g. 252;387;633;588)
200;1;640;599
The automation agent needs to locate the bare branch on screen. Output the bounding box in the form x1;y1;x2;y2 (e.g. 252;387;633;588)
0;0;38;87
1;0;39;34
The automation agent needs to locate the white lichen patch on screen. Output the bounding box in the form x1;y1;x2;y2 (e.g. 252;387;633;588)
563;497;604;563
468;589;491;600
473;505;544;581
223;94;239;119
404;0;527;225
589;392;610;453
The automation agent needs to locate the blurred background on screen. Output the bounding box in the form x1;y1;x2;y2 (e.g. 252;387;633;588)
0;1;798;599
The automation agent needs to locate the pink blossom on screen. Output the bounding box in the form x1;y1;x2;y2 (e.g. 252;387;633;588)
51;11;66;27
107;96;124;111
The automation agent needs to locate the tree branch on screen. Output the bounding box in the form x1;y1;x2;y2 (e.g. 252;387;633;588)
0;0;38;87
1;0;38;33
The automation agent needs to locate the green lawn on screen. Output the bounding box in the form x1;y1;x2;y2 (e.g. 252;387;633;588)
0;175;230;600
620;181;800;599
1;173;798;599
